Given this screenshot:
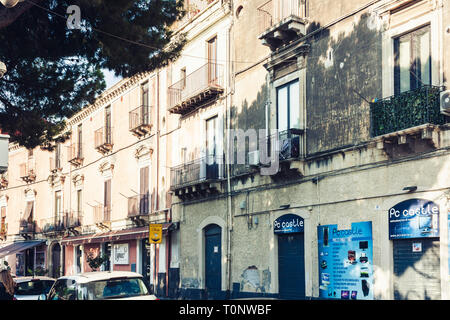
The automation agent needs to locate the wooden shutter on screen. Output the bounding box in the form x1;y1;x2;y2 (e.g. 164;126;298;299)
1;207;5;218
104;180;111;220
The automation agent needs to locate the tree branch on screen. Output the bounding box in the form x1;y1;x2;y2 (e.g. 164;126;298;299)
0;0;40;29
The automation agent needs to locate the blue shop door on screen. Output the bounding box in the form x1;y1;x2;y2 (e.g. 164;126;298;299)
278;233;305;299
205;224;222;299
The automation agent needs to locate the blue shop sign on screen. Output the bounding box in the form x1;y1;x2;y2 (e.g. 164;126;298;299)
273;214;304;234
389;199;440;240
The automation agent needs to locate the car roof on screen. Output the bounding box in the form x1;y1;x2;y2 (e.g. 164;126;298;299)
57;271;144;284
14;276;56;283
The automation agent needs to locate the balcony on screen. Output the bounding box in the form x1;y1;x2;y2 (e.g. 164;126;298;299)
19;163;36;183
129;105;152;137
257;0;306;50
370;86;446;137
170;156;223;199
65;211;83;235
93;205;111;230
67;143;84;166
94;127;113;154
49;157;62;173
19;220;36;239
128;194;150;226
41;216;65;235
168;63;224;115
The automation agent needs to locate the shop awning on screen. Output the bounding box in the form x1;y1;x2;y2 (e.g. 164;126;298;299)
61;223;178;246
0;240;45;258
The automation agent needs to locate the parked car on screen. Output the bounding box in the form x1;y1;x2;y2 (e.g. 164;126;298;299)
42;271;157;300
14;276;55;300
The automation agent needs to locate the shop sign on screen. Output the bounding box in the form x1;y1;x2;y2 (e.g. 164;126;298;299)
273;214;304;234
317;221;374;300
389;199;439;240
149;224;163;244
113;243;129;265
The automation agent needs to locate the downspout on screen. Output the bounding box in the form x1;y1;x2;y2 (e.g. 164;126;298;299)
225;0;234;298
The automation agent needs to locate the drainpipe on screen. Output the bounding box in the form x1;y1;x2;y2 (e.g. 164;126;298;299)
225;0;234;299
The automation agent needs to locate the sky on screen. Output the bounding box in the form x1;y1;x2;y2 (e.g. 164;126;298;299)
103;69;123;89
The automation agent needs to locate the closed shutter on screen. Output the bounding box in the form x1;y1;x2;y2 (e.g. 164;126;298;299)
393;238;441;300
23;201;33;221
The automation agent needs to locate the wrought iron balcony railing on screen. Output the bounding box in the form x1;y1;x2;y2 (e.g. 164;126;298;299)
67;143;84;166
129;105;152;136
168;62;224;114
257;0;306;34
19;220;36;234
170;155;223;190
65;211;83;229
128;194;150;217
93;205;111;224
94;127;113;153
19;162;36;183
41;216;65;234
370;85;446;137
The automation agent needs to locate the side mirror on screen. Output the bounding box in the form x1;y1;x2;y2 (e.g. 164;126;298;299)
38;294;47;301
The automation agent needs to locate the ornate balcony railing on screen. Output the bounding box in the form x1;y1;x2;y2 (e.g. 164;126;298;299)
41;215;65;234
257;0;306;34
19;162;36;183
128;194;150;217
65;211;83;229
129;105;152;136
370;85;446;137
94;127;113;153
168;62;224;114
93;205;111;225
67;143;83;166
19;220;36;234
170;155;223;190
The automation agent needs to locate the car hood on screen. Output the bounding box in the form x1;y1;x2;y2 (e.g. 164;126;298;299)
14;295;40;300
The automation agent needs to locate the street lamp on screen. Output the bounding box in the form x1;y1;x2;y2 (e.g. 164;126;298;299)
0;61;6;79
0;0;23;8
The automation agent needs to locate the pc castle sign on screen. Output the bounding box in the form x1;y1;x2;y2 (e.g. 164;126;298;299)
273;214;304;234
389;199;440;239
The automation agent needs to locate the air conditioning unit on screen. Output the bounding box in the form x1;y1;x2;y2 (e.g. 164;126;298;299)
248;150;260;166
440;90;450;115
279;136;300;161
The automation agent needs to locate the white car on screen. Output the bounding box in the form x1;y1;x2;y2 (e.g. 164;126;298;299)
14;276;55;300
43;271;158;300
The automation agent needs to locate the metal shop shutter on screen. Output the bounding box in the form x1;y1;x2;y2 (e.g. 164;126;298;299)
393;238;441;300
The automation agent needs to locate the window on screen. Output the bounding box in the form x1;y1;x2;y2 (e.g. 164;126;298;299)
77;124;83;158
394;25;431;94
55;143;61;169
276;80;300;133
77;189;82;215
139;167;149;214
181;68;186;89
105;106;112;144
207;36;217;83
104;179;111;221
206;116;218;161
55;191;62;223
1;206;6;234
23;201;34;222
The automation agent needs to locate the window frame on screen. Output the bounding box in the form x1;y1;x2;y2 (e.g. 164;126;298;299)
276;79;300;133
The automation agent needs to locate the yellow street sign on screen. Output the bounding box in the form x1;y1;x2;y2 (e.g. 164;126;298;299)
149;224;162;244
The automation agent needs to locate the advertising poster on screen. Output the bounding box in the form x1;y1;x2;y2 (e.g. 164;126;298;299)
113;243;129;265
389;199;439;240
317;221;374;300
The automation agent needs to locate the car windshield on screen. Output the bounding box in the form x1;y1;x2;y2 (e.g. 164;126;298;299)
84;277;149;300
15;280;55;296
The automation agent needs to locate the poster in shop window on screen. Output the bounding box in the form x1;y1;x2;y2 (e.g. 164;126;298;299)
317;221;374;300
113;243;129;265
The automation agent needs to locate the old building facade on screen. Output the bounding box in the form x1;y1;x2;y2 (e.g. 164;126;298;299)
0;0;449;300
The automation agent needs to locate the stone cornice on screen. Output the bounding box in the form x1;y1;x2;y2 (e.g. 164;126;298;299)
67;71;153;126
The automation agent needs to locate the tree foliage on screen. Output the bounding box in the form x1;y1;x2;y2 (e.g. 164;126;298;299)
0;0;186;149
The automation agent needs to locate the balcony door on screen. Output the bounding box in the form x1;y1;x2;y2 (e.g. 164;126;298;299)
77;124;82;158
277;79;300;138
141;82;149;125
104;179;111;221
55;191;62;225
206;116;218;179
105;106;112;144
139;166;150;215
207;36;217;85
394;25;431;94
